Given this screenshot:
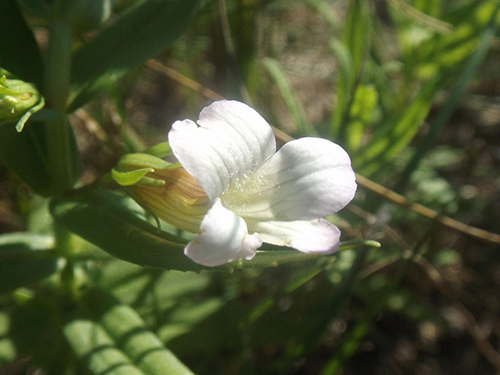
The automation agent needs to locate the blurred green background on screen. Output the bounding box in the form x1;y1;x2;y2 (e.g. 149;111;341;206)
0;0;499;374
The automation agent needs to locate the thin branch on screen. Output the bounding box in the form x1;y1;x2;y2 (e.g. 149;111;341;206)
145;60;223;101
358;251;500;372
145;59;500;245
355;174;500;245
349;206;500;372
414;255;500;372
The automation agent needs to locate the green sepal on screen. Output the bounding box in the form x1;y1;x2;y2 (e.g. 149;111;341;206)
143;141;173;158
111;151;175;186
116;152;173;170
111;167;156;186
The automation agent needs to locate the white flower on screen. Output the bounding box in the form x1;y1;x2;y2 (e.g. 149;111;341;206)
169;100;357;267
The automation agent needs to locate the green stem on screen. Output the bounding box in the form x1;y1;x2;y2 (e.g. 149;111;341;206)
44;18;72;110
46;116;74;194
44;9;75;194
53;222;77;293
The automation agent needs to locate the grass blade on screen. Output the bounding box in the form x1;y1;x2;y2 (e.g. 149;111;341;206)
68;0;202;111
262;58;317;136
394;3;500;193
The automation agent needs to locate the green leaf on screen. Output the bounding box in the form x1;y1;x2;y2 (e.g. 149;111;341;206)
330;0;371;141
50;189;199;271
393;2;499;193
262;58;317;136
392;0;496;81
7;294;68;372
82;288;195;375
0;233;57;295
17;0;53;19
65;0;113;33
343;0;370;77
65;287;196;375
434;248;460;267
98;261;210;310
0;118;80;196
329;40;354;138
306;0;341;32
50;189;378;272
354;78;439;175
68;0;203;111
346;84;378;151
64;319;145;375
0;311;16;364
0;0;44;86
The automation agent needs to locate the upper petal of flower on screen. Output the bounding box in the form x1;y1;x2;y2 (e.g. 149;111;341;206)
247;218;341;254
227;137;357;221
168;100;276;200
184;198;262;267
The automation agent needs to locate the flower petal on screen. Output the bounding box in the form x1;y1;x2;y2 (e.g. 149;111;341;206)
184;199;262;267
169;100;276;200
228;137;356;221
248;218;341;254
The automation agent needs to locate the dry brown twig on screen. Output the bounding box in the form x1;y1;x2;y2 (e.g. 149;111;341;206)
348;206;500;372
145;59;500;246
414;255;500;372
147;59;500;370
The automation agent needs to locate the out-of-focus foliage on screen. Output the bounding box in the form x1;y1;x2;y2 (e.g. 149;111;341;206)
0;0;499;374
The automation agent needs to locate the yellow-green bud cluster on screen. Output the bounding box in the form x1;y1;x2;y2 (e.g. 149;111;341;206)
0;70;44;132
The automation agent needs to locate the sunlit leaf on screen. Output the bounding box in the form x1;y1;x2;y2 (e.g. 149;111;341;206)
0;312;16;364
50;190;377;272
64;319;145;375
81;288;195;375
354;78;439;175
68;0;203;111
346;84;378;151
343;0;370;76
262;57;317;136
0;233;57;295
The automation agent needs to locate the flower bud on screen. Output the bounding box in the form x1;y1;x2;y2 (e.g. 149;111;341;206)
0;70;44;132
112;150;210;233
